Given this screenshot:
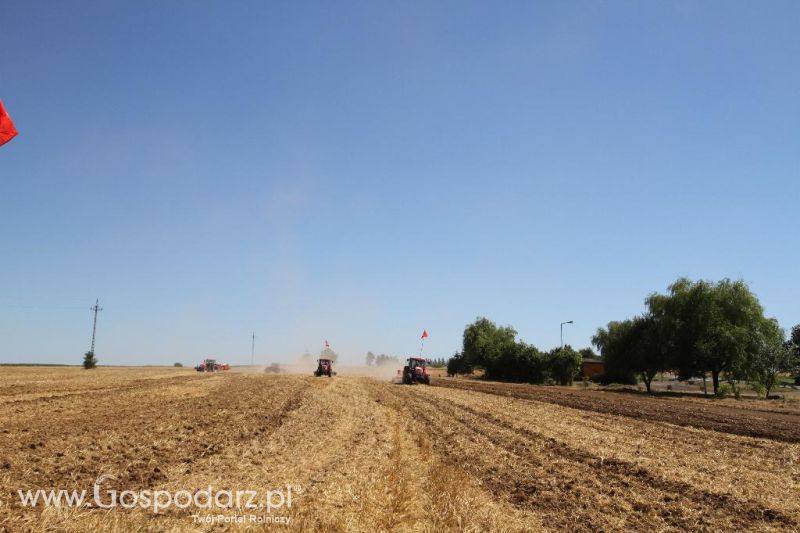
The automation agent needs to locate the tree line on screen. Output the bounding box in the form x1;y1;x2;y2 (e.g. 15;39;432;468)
365;352;400;366
447;317;584;385
365;352;447;367
593;277;799;396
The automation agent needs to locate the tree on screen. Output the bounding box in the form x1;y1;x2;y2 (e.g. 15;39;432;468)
546;345;582;385
788;324;800;376
375;354;399;366
365;352;376;366
602;315;672;393
578;347;597;360
173;362;183;367
747;318;792;398
83;351;97;370
462;317;517;380
591;320;638;385
446;352;473;376
646;278;768;394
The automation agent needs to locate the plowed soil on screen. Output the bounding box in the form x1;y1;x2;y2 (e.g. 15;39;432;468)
434;378;800;442
1;368;798;532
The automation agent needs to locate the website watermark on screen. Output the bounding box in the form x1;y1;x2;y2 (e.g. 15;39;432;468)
15;474;298;523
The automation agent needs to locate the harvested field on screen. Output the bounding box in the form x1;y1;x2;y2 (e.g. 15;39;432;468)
435;378;800;443
1;368;798;532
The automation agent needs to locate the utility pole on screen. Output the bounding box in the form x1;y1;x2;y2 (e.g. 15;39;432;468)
89;299;103;354
251;332;255;366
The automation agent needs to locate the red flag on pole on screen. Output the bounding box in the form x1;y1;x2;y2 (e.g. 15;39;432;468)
421;330;429;339
0;101;18;147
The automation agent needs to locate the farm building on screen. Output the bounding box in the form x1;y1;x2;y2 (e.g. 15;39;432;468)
580;358;605;379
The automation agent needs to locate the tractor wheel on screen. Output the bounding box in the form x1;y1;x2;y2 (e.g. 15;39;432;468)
424;376;430;385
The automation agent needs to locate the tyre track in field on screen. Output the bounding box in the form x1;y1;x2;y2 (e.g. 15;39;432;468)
434;379;800;443
390;384;797;532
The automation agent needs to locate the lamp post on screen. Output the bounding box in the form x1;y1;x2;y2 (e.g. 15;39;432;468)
560;320;573;349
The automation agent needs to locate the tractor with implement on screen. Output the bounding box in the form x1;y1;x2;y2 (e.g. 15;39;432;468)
314;358;335;377
402;357;430;384
194;358;230;372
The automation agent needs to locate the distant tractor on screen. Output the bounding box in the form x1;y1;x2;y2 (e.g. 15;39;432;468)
402;357;430;385
314;358;334;377
194;358;230;372
195;358;217;372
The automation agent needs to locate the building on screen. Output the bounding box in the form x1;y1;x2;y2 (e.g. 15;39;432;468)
580;358;605;379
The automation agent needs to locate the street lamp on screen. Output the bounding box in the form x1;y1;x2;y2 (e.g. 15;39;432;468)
560;320;573;349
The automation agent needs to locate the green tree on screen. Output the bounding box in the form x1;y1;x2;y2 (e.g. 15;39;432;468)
173;362;183;367
747;318;792;398
646;278;768;394
446;352;473;376
788;324;800;376
365;352;376;366
462;317;518;380
83;351;97;370
547;345;582;385
591;320;639;385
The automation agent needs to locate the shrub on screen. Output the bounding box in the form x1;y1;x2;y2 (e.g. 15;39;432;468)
716;383;733;398
83;351;97;370
174;362;183;367
752;383;767;399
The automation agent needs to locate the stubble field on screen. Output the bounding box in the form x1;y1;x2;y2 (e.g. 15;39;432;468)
1;367;798;532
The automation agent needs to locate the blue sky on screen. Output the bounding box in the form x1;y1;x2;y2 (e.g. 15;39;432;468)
1;1;798;365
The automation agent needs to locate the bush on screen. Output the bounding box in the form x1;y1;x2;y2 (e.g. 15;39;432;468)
716;383;733;398
83;351;97;370
173;362;183;367
752;382;767;399
733;383;741;400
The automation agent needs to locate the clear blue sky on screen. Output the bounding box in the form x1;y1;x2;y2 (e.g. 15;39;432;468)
1;1;798;365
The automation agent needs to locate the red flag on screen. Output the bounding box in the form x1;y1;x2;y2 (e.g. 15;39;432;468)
0;100;18;147
421;330;429;339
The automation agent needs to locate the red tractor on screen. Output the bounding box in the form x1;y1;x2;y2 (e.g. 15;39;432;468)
314;358;335;377
194;358;230;372
195;358;217;372
402;357;430;384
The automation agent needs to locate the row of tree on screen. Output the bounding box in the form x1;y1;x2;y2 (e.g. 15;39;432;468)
593;278;799;396
365;352;400;366
447;318;584;385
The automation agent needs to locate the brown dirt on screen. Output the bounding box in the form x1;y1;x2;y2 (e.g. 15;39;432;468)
1;368;798;532
434;378;800;442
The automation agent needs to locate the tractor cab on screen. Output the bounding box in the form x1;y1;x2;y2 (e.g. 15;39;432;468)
402;357;430;384
195;358;217;372
314;358;334;377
